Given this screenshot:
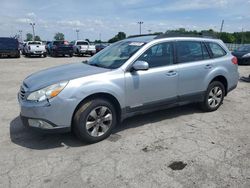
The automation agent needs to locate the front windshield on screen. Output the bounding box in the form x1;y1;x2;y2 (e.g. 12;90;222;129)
87;41;145;69
237;45;250;52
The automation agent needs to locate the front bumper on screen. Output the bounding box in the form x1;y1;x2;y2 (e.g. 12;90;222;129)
79;49;96;54
20;115;70;133
52;50;73;55
28;51;47;55
18;91;78;132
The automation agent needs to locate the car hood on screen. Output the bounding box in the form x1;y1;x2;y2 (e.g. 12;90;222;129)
23;62;109;91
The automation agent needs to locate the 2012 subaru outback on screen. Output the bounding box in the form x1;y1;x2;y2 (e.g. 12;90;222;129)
18;35;239;143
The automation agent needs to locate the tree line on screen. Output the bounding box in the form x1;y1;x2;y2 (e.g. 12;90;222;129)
24;28;250;44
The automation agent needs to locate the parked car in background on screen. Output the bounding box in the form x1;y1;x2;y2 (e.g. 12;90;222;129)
95;44;108;53
19;42;24;52
45;41;51;52
0;37;20;58
21;42;27;55
232;45;250;65
72;40;96;56
23;41;47;57
47;41;73;57
18;35;239;143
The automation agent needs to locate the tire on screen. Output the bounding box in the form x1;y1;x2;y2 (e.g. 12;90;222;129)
73;98;117;143
201;81;225;112
51;52;56;57
77;49;81;57
16;52;20;58
43;54;47;58
69;53;73;57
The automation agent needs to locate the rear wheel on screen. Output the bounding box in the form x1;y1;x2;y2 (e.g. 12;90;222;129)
201;81;225;112
73;98;117;143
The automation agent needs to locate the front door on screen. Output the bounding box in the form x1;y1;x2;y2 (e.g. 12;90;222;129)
125;42;178;112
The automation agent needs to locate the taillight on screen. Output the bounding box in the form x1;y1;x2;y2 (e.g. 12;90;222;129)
231;56;238;65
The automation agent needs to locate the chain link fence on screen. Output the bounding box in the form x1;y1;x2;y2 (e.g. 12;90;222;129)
225;43;250;51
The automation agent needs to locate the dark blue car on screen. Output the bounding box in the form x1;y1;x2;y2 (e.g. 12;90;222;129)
0;37;20;58
232;45;250;65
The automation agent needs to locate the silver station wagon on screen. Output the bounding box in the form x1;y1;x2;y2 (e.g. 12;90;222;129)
18;35;239;143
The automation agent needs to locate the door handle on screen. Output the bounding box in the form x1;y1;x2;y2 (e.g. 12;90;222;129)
205;64;213;69
166;70;177;76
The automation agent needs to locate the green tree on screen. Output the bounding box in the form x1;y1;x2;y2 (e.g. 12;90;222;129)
108;32;126;43
219;32;235;43
94;40;102;43
54;32;65;40
26;33;33;41
34;35;41;41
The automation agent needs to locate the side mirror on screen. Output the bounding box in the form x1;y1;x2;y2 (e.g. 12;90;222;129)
132;60;149;71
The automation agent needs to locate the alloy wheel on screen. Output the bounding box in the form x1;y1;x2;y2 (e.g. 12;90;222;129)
208;86;222;108
85;106;113;137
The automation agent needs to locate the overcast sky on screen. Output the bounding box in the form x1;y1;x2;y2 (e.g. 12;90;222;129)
0;0;250;41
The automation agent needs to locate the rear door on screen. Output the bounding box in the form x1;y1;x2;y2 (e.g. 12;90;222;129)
176;41;212;101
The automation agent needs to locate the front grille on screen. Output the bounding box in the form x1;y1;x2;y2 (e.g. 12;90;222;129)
19;86;26;100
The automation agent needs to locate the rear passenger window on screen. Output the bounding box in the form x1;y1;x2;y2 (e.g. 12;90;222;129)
177;41;203;63
207;42;226;58
137;42;174;68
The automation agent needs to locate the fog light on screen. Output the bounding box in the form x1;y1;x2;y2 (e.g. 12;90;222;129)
28;119;54;129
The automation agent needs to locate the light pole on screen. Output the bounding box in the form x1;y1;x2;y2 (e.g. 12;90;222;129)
30;23;35;41
76;29;80;40
99;33;101;42
138;21;143;35
18;30;22;41
241;28;244;44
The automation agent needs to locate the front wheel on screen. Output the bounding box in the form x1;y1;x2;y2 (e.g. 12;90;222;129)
73;99;117;143
201;81;225;112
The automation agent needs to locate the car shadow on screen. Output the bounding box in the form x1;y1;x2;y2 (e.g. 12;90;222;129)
113;104;201;134
10;117;85;150
10;104;202;150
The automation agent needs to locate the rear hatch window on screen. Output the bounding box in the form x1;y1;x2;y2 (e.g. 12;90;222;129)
0;38;18;50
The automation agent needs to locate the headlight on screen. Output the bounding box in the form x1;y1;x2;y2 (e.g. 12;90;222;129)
243;53;250;58
27;81;68;102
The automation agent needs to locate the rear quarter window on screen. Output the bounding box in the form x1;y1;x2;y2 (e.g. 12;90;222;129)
207;42;226;58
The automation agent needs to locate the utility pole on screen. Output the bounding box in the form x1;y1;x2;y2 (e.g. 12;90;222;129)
18;30;22;42
220;20;224;33
76;29;80;40
30;23;35;41
138;21;143;35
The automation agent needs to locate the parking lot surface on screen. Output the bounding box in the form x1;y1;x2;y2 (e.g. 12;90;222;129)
0;56;250;188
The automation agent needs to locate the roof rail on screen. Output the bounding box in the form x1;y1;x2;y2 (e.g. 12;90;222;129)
127;34;157;38
154;32;218;39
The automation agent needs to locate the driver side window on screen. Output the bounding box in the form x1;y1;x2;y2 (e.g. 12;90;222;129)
137;42;174;68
